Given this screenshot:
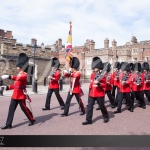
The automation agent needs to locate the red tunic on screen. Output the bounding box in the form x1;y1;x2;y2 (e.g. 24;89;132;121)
9;72;27;100
132;73;144;92
119;73;132;93
49;70;60;89
104;73;113;91
112;71;120;87
89;72;95;88
129;72;134;91
89;74;106;97
64;71;81;93
143;72;150;90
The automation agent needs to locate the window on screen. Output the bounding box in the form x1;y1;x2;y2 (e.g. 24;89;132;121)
120;58;124;62
145;56;149;62
23;44;27;49
86;69;91;75
87;59;92;65
132;48;138;54
41;46;45;52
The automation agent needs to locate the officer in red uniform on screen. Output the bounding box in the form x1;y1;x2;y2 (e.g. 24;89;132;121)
87;59;96;107
114;62;133;113
131;63;146;109
82;57;109;125
129;63;136;106
42;57;65;110
0;53;35;129
112;62;120;103
61;57;85;116
103;62;116;108
142;62;150;102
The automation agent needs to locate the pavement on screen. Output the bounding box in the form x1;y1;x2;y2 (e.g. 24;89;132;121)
0;84;70;97
1;83;150;149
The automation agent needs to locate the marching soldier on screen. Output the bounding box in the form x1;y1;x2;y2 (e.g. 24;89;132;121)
112;62;120;104
87;60;96;107
82;57;109;125
61;57;85;116
114;62;133;113
0;53;35;129
103;62;116;108
129;63;136;105
131;63;146;109
42;57;65;110
142;62;150;102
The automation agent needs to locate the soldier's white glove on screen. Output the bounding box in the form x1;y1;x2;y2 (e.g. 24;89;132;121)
0;86;7;91
1;75;9;80
69;68;72;73
63;70;68;74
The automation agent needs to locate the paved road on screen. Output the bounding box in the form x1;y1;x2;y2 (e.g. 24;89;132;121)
0;83;150;149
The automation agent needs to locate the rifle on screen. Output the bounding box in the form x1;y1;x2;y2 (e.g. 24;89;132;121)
94;62;109;81
48;67;58;83
145;72;150;82
135;73;142;85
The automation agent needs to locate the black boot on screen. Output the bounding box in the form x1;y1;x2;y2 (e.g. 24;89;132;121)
82;120;92;125
60;106;64;110
80;112;85;115
60;113;68;117
111;104;116;108
1;124;12;129
28;119;36;126
104;117;109;123
42;107;50;110
96;107;101;110
143;105;146;109
128;108;134;112
114;110;121;114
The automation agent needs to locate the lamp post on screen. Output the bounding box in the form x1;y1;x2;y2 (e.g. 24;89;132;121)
32;41;37;93
81;52;85;83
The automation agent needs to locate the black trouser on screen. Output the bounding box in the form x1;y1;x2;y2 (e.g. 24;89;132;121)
87;88;91;104
45;88;64;109
132;91;145;107
5;98;34;126
115;87;120;104
131;91;135;106
63;92;85;114
117;92;132;111
105;90;115;106
144;90;150;102
112;85;117;98
86;96;109;122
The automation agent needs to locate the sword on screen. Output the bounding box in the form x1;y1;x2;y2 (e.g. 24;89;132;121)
24;90;34;117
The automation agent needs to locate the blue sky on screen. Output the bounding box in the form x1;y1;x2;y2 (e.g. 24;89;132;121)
0;0;150;48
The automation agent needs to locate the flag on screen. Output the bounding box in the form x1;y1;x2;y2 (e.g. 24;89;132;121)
65;22;72;62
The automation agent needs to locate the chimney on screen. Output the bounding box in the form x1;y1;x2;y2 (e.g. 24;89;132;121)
104;38;109;48
31;38;37;45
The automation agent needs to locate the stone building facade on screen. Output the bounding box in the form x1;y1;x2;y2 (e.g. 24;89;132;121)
0;29;150;85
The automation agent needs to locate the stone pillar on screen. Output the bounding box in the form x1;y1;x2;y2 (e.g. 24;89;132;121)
104;38;109;49
31;38;37;45
112;39;117;63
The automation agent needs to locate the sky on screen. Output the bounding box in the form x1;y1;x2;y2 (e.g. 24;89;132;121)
0;0;150;48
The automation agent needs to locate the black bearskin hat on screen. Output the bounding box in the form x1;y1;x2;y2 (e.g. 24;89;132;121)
71;57;80;69
16;53;29;68
121;62;130;72
92;57;103;70
134;63;141;71
113;62;120;69
120;62;125;69
130;63;134;70
142;62;149;71
51;57;60;68
103;62;111;72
